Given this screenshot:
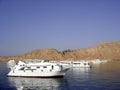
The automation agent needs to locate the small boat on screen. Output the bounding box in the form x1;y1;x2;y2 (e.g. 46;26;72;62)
91;59;102;64
59;61;72;68
91;59;109;64
7;60;69;78
72;61;91;68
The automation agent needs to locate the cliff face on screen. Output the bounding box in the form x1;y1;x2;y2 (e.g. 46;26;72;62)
0;41;120;61
74;41;120;60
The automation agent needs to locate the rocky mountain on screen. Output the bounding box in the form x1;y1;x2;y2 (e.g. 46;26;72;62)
0;41;120;62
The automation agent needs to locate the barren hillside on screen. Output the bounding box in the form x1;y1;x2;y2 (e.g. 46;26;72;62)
0;41;120;61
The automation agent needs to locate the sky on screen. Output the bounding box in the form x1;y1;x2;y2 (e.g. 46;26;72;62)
0;0;120;56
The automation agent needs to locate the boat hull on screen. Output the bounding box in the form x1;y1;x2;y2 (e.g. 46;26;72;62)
7;68;69;78
7;75;64;78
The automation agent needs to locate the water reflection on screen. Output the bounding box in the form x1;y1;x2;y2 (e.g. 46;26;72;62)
71;68;90;77
67;68;91;88
8;77;68;90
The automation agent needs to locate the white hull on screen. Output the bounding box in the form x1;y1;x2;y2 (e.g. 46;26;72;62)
91;59;109;64
7;60;69;78
72;61;91;68
7;69;68;78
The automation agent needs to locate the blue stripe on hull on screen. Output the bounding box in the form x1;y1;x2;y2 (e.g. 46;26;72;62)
7;75;64;78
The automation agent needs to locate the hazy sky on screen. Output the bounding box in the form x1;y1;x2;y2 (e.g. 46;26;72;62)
0;0;120;56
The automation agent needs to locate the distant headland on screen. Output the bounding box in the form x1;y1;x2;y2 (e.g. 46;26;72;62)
0;41;120;62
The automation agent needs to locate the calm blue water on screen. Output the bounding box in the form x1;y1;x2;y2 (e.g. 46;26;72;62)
0;61;120;90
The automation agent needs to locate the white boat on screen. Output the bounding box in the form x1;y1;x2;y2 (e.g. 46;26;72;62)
91;59;102;64
59;61;73;68
72;61;91;68
100;59;110;63
7;60;69;78
91;59;109;64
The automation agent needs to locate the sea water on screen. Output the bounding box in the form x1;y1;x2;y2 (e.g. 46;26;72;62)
0;61;120;90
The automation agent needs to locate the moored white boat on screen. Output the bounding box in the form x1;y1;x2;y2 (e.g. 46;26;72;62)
59;61;73;68
91;59;110;64
72;61;91;68
7;60;69;78
91;59;101;64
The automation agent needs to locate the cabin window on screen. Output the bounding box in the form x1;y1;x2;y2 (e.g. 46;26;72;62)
43;66;47;68
52;65;54;69
36;66;40;68
27;67;31;69
19;67;24;70
74;63;80;64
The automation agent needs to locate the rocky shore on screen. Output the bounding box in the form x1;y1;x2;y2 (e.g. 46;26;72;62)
0;41;120;62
